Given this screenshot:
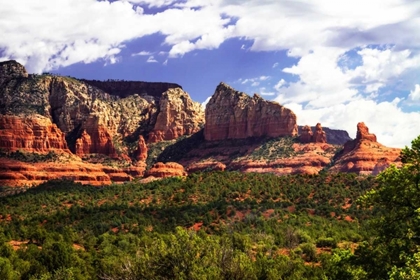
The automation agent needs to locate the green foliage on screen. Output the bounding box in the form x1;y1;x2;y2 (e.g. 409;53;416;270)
0;171;377;279
316;237;337;248
356;135;420;279
0;150;58;163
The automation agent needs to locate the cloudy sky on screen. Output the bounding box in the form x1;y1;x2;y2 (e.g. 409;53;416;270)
1;0;420;147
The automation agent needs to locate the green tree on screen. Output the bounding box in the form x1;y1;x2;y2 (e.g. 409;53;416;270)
356;135;420;279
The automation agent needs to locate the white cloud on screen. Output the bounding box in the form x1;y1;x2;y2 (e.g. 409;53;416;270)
286;98;420;148
201;96;212;109
1;0;420;147
408;84;420;103
146;55;158;63
132;51;153;56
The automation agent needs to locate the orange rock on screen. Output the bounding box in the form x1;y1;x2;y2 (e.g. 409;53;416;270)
148;88;204;143
300;125;313;143
204;83;297;141
312;123;327;143
330;122;401;175
75;130;91;156
356;122;377;142
134;135;148;162
0;114;71;154
0;157;146;187
79;116;117;158
145;162;187;178
300;123;326;143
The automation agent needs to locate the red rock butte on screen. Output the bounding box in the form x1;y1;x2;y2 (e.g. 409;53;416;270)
204;82;297;141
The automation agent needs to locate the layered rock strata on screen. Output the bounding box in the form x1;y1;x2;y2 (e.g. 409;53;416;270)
298;125;351;145
0;114;70;154
204;83;297;141
330;122;401;175
299;123;327;144
148;88;205;143
145;162;187;178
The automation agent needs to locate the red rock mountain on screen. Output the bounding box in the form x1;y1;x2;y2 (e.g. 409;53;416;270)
300;123;327;144
0;114;71;154
0;60;403;187
204;82;297;141
330;122;401;175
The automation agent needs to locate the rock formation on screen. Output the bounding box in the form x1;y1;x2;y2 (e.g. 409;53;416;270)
75;130;92;157
0;114;70;154
134;135;148;162
312;123;327;143
204;83;297;141
0;60;28;84
145;162;187;178
299;123;327;143
356;122;377;142
0;60;203;157
300;125;313;143
148;88;205;142
298;126;351;145
0;157;145;187
330;122;401;175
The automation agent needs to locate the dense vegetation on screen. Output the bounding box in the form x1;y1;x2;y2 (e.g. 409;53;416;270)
0;135;419;279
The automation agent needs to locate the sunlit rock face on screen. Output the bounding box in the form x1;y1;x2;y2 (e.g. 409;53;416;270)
204;82;298;141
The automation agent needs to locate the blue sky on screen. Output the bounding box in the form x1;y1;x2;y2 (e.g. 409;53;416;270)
1;0;420;147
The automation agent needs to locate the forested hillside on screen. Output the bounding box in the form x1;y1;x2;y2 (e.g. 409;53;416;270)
0;135;419;279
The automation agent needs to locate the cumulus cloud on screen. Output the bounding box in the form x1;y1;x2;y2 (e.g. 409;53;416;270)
1;0;420;146
146;55;158;63
132;51;153;56
408;84;420;103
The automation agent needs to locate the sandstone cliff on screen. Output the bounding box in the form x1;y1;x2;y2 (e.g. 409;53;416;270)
145;162;187;178
0;114;71;154
148;88;205;143
330;122;401;175
204;83;297;141
0;60;204;158
298;125;351;145
299;123;327;144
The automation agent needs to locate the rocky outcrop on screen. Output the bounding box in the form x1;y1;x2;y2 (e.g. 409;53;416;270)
134;135;148;161
330;122;401;175
204;83;298;141
0;60;200;157
0;157;146;187
75;130;91;156
0;114;70;154
356;122;377;142
298;125;350;145
145;162;187;178
312;123;327;143
81;79;182;99
148;88;204;143
0;60;28;84
300;125;313;143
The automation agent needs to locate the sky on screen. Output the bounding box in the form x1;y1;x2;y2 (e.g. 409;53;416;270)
0;0;420;148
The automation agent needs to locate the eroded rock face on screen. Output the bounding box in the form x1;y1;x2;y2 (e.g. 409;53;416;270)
298;125;351;145
300;123;327;143
313;123;327;143
0;114;70;154
145;162;187;178
300;125;313;143
356;122;377;142
204;83;298;141
330;122;401;175
0;157;146;187
0;60;28;84
148;88;204;143
134;135;148;162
